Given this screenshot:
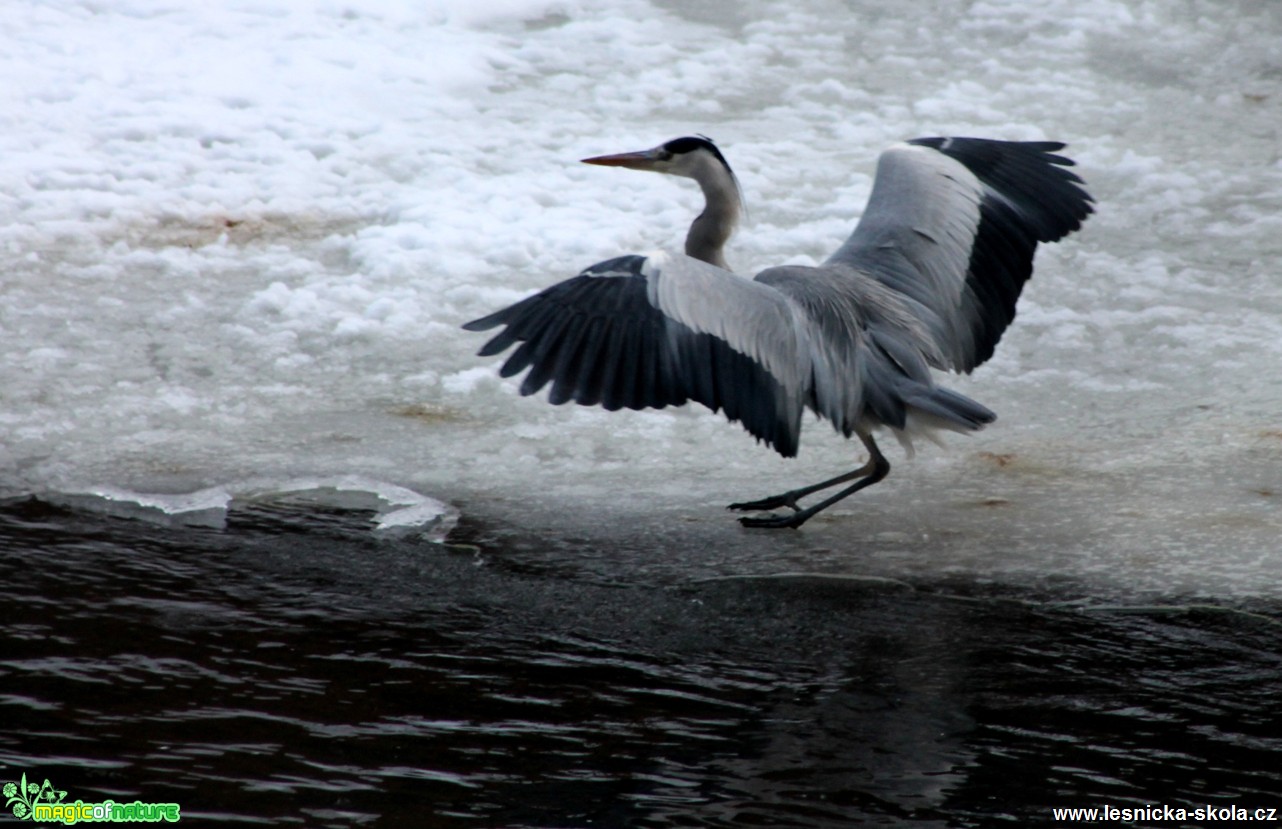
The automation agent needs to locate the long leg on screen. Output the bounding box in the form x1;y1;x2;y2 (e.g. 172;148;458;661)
734;432;890;529
727;461;876;513
728;431;885;512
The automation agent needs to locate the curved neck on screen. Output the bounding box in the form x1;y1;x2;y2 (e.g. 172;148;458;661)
683;159;741;270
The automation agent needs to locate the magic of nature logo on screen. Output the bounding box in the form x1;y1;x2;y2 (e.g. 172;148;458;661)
4;773;180;824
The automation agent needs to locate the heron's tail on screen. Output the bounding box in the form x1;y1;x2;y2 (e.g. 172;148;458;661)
869;384;993;457
857;328;996;437
903;386;995;432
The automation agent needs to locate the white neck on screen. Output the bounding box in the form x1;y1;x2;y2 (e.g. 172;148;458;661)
680;153;741;270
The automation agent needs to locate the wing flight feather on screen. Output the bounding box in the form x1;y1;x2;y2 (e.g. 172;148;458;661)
828;138;1093;372
464;252;813;456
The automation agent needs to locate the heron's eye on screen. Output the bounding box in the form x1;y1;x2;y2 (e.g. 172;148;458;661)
658;150;674;161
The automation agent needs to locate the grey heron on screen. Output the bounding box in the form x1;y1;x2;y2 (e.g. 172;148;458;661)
464;135;1093;528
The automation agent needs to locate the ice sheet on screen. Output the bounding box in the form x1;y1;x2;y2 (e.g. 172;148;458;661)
2;0;1280;596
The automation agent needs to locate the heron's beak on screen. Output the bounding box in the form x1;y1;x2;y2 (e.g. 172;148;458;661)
581;149;662;171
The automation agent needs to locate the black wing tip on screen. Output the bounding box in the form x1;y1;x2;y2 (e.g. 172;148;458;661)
909;135;1067;154
463;301;522;334
770;433;800;459
462;316;499;332
908;136;1084;178
911;135;1095;240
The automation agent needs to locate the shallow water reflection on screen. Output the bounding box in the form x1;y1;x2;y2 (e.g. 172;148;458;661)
2;498;1280;826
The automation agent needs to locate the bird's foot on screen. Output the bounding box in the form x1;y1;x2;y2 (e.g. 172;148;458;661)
727;492;800;512
738;511;806;530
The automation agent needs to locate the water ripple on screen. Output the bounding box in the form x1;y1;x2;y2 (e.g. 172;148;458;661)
3;498;1281;826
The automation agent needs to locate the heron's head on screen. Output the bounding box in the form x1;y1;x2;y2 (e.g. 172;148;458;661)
582;136;744;268
582;135;736;185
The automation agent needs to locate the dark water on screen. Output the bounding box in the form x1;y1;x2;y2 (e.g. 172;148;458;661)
3;497;1281;827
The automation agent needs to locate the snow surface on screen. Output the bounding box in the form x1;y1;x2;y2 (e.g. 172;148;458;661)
2;0;1281;596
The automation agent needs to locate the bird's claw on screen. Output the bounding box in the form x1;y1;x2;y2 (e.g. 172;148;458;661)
729;493;804;527
727;493;799;512
738;512;805;530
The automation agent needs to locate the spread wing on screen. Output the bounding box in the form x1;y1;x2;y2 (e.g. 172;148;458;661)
827;138;1094;373
462;252;813;456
